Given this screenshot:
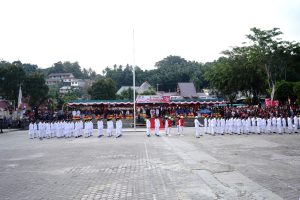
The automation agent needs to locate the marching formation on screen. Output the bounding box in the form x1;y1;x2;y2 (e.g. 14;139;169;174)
28;117;123;140
201;115;300;136
28;115;300;140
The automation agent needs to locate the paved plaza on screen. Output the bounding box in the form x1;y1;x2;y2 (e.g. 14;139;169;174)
0;128;300;200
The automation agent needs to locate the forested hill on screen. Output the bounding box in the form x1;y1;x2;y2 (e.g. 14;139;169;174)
43;61;98;80
103;55;209;92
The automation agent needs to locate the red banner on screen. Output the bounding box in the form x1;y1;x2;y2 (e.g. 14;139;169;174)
136;95;170;103
265;98;279;107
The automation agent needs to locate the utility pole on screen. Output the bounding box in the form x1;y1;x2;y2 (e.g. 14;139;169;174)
132;29;136;130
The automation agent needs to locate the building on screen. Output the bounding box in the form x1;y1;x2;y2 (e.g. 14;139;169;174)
48;73;74;79
46;73;91;95
59;86;72;94
177;82;198;98
116;81;152;95
136;81;152;94
46;73;75;86
71;79;86;87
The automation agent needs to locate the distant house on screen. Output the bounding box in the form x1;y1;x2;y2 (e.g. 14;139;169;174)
177;82;198;98
47;73;91;95
116;86;139;95
48;73;74;79
46;73;75;86
137;81;152;94
117;81;152;95
46;78;62;85
71;79;85;87
59;86;72;94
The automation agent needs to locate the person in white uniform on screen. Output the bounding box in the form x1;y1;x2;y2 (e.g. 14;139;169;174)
73;121;78;138
272;116;277;133
38;121;45;139
107;118;114;137
45;121;51;139
28;121;34;139
89;120;93;137
164;116;169;136
84;120;89;138
154;116;160;137
276;116;282;134
282;117;287;134
145;116;151;137
251;117;256;134
204;117;208;134
287;117;293;134
115;117;123;138
294;115;299;133
211;117;216;135
220;118;226;135
267;117;272;134
97;117;104;138
236;118;242;135
194;116;202;138
245;117;251;135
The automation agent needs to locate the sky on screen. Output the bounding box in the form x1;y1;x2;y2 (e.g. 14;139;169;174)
0;0;300;74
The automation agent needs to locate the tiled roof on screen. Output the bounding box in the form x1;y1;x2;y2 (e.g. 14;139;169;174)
177;82;197;98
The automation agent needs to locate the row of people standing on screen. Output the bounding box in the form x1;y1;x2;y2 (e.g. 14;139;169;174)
145;116;185;137
28;118;123;139
201;116;300;135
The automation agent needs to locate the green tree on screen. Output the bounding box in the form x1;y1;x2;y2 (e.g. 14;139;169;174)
293;82;300;103
275;81;296;103
245;27;300;100
22;63;39;76
204;57;239;102
63;61;83;78
0;61;26;104
23;73;49;114
88;78;116;100
48;61;66;74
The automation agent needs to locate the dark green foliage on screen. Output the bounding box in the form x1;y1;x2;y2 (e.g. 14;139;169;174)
23;73;49;108
275;81;297;103
103;56;208;92
205;27;300;104
88;78;117;100
47;61;97;79
0;61;26;102
293;82;300;103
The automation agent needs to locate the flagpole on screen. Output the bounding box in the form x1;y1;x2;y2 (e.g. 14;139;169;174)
18;85;22;110
133;29;136;130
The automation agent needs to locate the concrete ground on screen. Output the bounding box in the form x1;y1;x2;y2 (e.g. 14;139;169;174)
0;128;299;200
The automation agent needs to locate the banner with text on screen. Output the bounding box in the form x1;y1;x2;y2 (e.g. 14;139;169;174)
265;98;279;107
136;95;170;103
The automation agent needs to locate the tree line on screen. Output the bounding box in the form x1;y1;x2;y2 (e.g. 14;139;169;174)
0;27;300;110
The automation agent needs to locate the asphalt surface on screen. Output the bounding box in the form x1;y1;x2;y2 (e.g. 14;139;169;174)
0;128;299;200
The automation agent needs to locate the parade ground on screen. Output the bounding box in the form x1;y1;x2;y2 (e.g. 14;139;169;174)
0;129;299;200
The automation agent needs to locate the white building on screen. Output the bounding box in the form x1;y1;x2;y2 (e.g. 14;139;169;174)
116;81;152;95
71;79;86;87
46;73;75;86
59;86;72;94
